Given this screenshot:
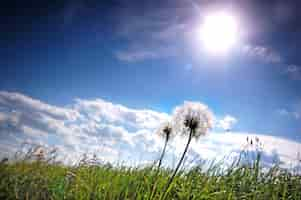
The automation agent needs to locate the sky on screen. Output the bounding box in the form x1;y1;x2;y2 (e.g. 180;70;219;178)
0;0;301;168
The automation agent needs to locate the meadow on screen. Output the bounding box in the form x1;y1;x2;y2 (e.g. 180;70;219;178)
0;150;301;200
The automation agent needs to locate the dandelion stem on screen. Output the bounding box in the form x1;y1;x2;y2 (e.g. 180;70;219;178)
157;136;168;170
161;129;193;199
149;134;169;200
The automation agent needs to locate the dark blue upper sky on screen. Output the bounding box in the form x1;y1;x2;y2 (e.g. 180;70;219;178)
1;0;301;141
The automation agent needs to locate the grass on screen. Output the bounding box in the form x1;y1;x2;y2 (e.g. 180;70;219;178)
0;152;301;200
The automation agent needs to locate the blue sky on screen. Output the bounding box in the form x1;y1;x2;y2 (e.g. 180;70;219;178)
0;0;301;166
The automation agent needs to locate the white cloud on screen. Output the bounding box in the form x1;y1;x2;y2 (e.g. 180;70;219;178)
277;103;301;120
113;5;195;63
0;91;80;121
0;91;168;165
277;108;290;116
242;45;301;81
115;45;179;62
285;65;301;81
115;49;160;62
242;44;282;64
217;115;238;131
0;91;300;170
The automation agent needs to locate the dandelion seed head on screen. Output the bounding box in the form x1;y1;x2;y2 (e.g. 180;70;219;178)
172;101;214;139
156;121;174;140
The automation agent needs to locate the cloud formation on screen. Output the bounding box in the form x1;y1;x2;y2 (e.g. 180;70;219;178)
285;65;301;81
242;45;282;64
217;115;238;131
112;1;198;62
277;104;301;121
0;91;300;169
115;45;179;62
242;44;301;81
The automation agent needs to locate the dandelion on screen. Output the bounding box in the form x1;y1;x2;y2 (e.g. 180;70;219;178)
156;121;173;169
33;146;45;161
173;101;213;139
162;101;213;197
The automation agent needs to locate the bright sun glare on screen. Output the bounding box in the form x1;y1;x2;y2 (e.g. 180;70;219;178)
201;12;238;54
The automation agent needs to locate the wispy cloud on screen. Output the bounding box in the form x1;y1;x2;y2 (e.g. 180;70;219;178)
0;91;300;168
243;44;301;81
115;50;159;62
112;2;196;62
277;103;301;120
115;45;178;62
285;65;301;80
242;44;282;64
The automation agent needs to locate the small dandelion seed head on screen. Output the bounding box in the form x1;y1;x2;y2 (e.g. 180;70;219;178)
172;101;214;139
156;121;173;140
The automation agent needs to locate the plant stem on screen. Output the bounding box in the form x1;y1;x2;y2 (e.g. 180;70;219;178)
149;136;169;200
157;137;168;170
161;129;193;199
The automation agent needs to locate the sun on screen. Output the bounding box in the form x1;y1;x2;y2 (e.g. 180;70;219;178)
201;12;238;54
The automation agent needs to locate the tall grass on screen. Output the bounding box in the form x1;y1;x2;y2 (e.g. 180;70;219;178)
1;150;300;200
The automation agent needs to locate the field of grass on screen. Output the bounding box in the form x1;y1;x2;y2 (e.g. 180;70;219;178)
1;153;301;200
